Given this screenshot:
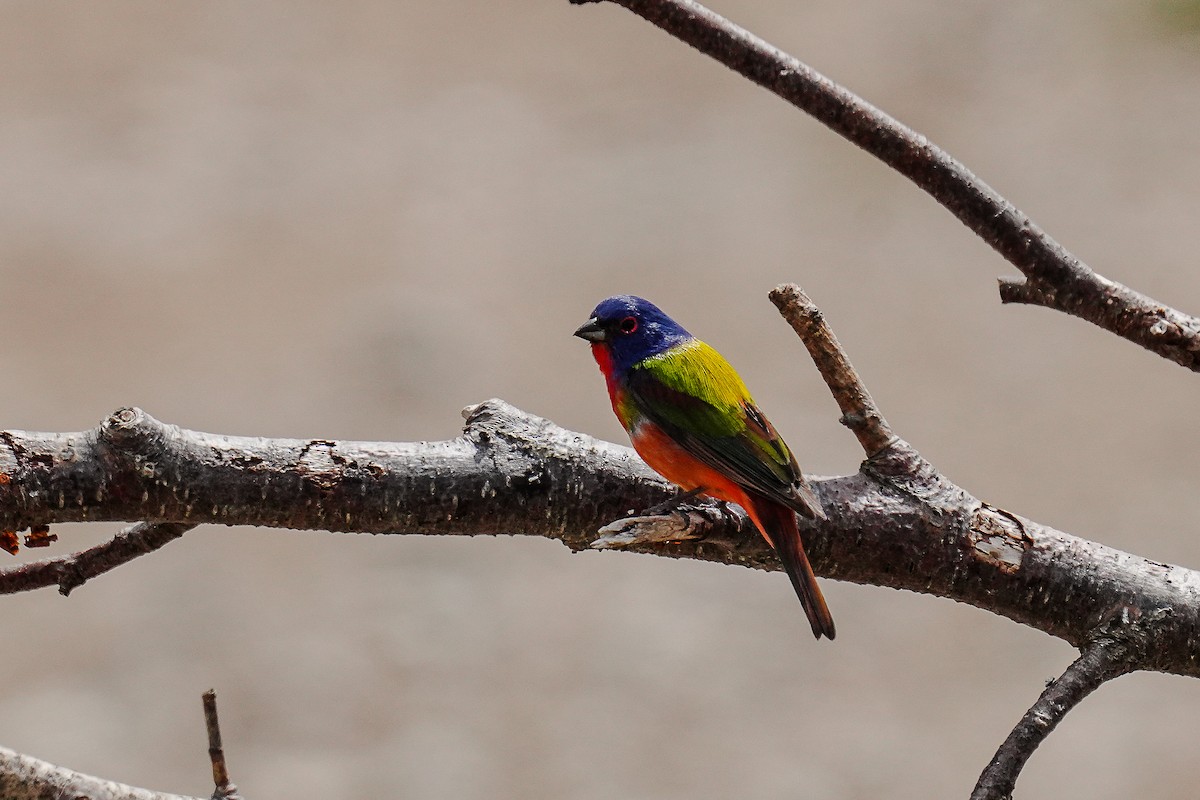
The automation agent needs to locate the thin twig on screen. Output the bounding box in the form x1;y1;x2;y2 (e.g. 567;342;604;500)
203;690;243;800
769;284;896;457
0;521;195;596
970;609;1159;800
569;0;1200;370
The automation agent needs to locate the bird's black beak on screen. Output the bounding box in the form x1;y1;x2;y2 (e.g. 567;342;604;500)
573;317;606;343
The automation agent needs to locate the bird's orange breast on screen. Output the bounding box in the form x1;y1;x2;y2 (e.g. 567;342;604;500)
628;419;751;510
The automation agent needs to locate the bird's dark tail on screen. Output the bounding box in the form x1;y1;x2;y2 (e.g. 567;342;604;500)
749;499;836;640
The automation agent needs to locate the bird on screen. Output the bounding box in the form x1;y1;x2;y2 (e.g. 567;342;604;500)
574;295;835;640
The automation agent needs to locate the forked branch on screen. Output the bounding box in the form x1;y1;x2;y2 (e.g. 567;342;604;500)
0;287;1187;798
970;609;1162;800
1;2;1189;798
0;288;1187;666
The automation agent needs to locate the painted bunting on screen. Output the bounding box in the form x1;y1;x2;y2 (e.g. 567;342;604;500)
575;295;835;640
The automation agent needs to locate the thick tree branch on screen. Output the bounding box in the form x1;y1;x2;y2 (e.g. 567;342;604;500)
0;286;1192;797
0;291;1192;677
569;0;1200;370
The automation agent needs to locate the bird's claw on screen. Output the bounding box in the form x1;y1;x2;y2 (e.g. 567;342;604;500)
641;487;705;516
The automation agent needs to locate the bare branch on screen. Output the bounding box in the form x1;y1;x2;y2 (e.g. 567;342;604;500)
0;315;1194;678
203;690;243;800
0;689;237;799
1;286;1192;796
0;522;195;596
0;745;202;800
970;608;1161;800
0;287;1193;796
769;284;895;457
569;0;1200;370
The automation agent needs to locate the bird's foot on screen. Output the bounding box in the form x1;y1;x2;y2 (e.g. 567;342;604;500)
641;486;705;516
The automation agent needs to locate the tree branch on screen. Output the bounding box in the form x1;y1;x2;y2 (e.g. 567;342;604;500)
0;745;203;800
769;284;895;457
3;1;1186;796
0;688;242;800
0;288;1192;680
569;0;1200;370
0;284;1191;799
970;608;1161;800
203;690;243;800
0;522;195;596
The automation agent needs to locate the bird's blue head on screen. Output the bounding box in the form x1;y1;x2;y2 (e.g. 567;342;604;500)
573;295;693;373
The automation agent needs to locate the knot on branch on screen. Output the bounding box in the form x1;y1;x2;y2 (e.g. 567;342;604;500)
997;276;1055;306
460;399;552;488
837;410;891;441
98;407;183;479
95;407;189;500
99;407;160;448
462;399;546;450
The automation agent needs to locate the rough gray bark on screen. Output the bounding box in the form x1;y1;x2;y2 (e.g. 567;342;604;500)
0;402;668;546
4;389;1196;671
3;1;1196;796
2;285;1190;799
1;290;1194;678
0;746;200;800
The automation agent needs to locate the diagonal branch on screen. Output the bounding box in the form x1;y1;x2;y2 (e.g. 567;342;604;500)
0;522;195;596
970;608;1161;800
568;0;1200;370
769;284;895;457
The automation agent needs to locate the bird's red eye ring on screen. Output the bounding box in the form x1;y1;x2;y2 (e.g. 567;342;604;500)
619;316;638;334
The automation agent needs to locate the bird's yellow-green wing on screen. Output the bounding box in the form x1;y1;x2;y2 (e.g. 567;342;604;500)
626;340;822;517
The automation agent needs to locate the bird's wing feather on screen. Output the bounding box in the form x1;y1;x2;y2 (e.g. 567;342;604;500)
626;342;824;519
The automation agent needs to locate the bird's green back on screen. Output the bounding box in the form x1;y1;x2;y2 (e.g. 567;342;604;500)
632;341;749;436
628;340;799;490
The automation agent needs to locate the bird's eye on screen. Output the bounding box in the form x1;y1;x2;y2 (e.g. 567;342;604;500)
619;316;638;334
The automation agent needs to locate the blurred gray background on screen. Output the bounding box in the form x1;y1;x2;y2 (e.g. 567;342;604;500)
4;1;1200;797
